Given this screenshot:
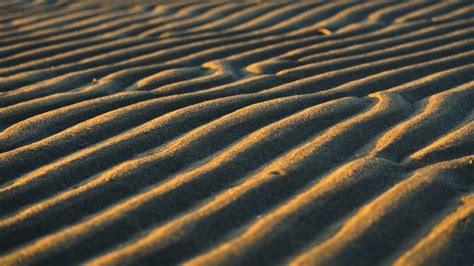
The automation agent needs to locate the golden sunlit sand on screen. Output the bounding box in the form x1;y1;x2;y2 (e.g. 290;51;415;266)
0;0;473;265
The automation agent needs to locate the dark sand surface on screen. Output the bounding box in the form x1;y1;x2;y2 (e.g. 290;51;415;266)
0;0;473;265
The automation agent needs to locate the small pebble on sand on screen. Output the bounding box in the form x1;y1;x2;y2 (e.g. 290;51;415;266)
317;28;332;35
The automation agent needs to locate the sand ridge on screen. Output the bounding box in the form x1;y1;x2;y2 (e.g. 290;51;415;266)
0;0;473;265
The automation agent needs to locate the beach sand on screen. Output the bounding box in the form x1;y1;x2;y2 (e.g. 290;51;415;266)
0;0;473;265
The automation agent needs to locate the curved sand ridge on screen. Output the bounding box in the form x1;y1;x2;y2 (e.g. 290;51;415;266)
0;1;473;265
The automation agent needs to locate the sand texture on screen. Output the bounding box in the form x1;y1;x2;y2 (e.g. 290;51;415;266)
0;0;473;265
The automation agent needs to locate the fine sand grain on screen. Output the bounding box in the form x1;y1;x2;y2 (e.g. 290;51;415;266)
0;1;473;265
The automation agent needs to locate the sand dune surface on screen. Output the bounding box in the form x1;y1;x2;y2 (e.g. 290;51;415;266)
0;1;473;265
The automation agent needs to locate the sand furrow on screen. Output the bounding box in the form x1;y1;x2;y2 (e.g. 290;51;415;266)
0;10;144;57
0;1;472;265
3;55;467;185
2;54;463;184
3;22;468;121
0;23;325;99
0;96;368;264
394;194;474;266
185;157;404;266
1;93;297;211
0;92;156;151
0;13;459;98
0;1;392;92
290;156;474;266
279;17;474;62
81;93;411;265
407;118;474;169
395;1;471;23
372;82;474;161
0;3;223;72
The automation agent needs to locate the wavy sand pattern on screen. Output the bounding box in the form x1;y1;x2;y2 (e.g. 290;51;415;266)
0;1;473;265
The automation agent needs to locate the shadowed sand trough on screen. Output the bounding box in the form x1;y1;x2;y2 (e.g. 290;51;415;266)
0;0;473;265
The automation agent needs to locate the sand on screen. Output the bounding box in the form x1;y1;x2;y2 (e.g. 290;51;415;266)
0;0;473;265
